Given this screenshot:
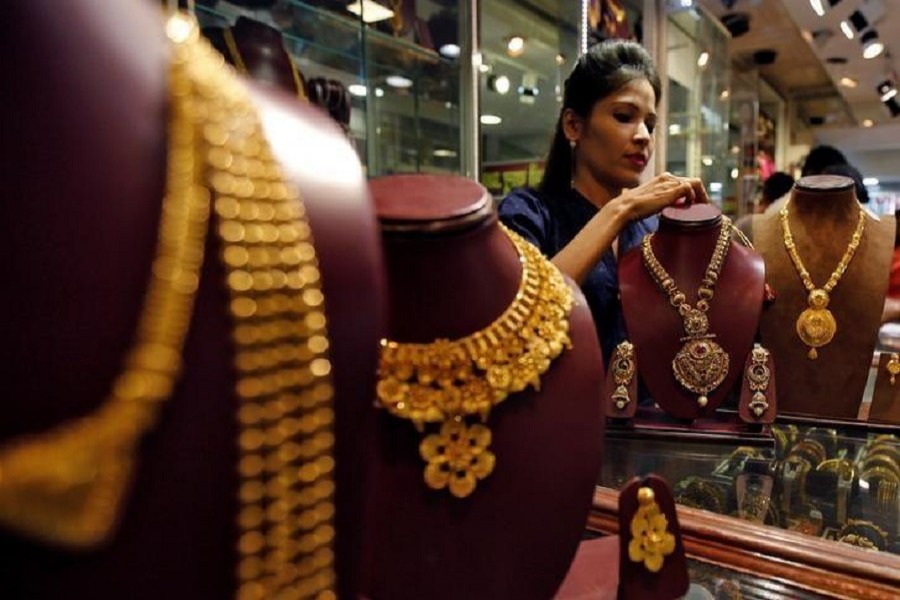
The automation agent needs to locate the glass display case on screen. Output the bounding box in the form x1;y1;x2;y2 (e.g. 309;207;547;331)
195;0;465;177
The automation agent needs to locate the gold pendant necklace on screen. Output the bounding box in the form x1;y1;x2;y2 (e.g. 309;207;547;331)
780;198;866;359
641;218;733;407
376;224;573;498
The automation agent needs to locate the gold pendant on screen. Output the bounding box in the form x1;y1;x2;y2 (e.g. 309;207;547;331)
672;338;729;407
796;289;836;360
887;353;900;385
611;341;636;410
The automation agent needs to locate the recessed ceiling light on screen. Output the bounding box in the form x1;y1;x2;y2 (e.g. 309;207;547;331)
439;44;460;59
720;89;730;99
507;36;525;57
346;0;394;23
809;0;825;17
480;114;502;125
433;148;458;158
668;123;682;135
840;21;854;39
731;168;739;179
862;30;884;59
375;87;385;97
863;177;879;186
386;75;413;88
863;119;874;127
840;77;858;88
478;63;490;73
348;84;367;97
701;156;714;166
697;51;710;68
488;74;510;95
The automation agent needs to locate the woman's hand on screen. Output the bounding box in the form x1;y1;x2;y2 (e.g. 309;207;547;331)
615;173;709;221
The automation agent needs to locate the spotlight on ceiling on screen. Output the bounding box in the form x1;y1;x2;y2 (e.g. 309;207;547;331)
840;77;858;88
887;97;900;117
862;119;875;127
487;74;510;95
848;10;868;33
506;36;525;57
878;79;897;102
810;0;843;17
840;20;854;39
862;30;884;59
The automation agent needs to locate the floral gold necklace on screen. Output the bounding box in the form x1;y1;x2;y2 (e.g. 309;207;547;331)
376;224;573;498
780;197;866;359
641;218;733;407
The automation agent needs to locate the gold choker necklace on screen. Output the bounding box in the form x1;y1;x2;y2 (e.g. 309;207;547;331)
0;15;337;599
376;224;573;498
780;198;866;359
641;218;733;407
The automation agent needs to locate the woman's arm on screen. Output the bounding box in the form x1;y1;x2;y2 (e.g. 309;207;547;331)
553;174;707;284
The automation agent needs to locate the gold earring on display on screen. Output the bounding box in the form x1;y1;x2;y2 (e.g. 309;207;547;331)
746;344;771;418
886;353;900;385
628;486;676;574
611;341;636;410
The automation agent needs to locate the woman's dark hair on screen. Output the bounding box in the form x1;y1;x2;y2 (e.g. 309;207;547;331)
801;145;847;177
539;40;661;194
821;162;869;204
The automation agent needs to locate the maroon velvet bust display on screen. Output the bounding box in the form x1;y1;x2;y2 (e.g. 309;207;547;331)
1;2;382;598
362;174;608;600
619;204;766;419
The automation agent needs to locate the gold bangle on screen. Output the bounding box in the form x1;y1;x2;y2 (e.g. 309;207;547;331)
674;476;727;514
838;519;888;550
861;455;900;481
816;458;856;481
867;442;900;466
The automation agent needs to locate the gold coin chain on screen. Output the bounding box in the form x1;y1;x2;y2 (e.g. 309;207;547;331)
174;17;337;600
780;198;865;359
376;224;574;497
641;218;733;407
0;16;211;548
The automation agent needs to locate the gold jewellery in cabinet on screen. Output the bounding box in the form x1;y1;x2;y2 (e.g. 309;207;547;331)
0;16;338;599
780;198;866;360
641;218;733;407
611;341;636;410
628;486;676;574
746;344;771;418
886;353;900;385
376;224;574;498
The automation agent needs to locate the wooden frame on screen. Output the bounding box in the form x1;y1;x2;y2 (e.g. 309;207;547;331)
588;487;900;600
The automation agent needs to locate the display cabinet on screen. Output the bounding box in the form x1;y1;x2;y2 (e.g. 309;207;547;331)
196;0;465;177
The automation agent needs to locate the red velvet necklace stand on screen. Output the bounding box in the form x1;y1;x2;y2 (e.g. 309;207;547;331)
615;204;774;447
361;174;609;600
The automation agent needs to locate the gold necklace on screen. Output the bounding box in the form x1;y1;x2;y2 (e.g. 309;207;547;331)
376;224;573;498
641;218;733;407
0;15;336;599
780;197;866;359
222;26;307;101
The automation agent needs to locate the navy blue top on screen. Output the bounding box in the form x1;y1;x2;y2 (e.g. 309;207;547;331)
498;187;658;363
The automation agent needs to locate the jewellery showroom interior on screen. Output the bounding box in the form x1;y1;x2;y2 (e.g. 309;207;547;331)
10;0;900;598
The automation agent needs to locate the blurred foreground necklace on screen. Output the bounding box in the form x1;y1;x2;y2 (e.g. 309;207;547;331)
376;224;573;498
0;14;336;600
780;198;865;359
641;218;733;407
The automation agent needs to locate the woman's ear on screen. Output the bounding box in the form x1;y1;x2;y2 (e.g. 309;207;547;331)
562;108;583;143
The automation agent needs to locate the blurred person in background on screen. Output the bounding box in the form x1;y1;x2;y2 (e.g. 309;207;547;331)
734;171;794;238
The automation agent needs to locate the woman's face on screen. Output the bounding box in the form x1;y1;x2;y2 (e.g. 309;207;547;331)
566;77;657;193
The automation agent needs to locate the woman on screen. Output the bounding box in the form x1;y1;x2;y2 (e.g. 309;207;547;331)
499;40;708;361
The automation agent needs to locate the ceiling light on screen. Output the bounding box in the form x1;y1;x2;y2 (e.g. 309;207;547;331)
863;119;874;127
375;87;384;97
439;44;460;59
862;30;884;59
555;54;565;65
809;0;825;17
348;84;367;97
701;156;714;166
507;36;525;57
863;177;879;186
386;75;413;88
840;77;858;88
878;79;897;102
478;63;490;73
480;114;502;125
720;89;730;99
433;149;458;158
346;0;394;23
487;74;510;95
709;182;723;193
731;168;739;179
668;124;682;135
801;29;814;44
848;10;868;33
697;52;710;68
840;21;854;39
